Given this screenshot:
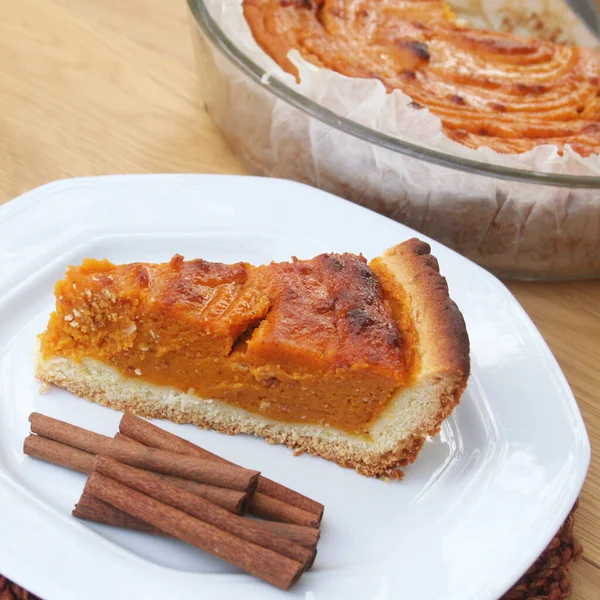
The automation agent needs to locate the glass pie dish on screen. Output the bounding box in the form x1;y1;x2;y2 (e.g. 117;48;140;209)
187;0;600;280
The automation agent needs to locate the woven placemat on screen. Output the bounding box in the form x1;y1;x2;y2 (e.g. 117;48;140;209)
0;501;582;600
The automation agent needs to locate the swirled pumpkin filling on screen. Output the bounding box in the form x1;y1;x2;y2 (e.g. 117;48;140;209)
243;0;600;156
39;253;419;435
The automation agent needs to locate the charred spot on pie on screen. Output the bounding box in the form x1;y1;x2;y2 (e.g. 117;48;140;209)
514;82;546;94
489;102;507;112
357;264;376;281
279;0;312;7
346;308;376;330
410;239;432;257
401;69;417;80
318;254;345;272
397;40;430;62
356;265;381;306
354;263;378;290
334;258;378;293
388;331;401;349
449;94;467;106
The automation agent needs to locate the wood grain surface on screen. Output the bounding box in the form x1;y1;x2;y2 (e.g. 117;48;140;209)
1;0;598;597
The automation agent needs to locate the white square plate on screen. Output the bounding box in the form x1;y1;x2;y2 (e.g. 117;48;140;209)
0;175;589;600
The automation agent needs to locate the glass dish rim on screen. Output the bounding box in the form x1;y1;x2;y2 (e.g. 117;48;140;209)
189;0;600;189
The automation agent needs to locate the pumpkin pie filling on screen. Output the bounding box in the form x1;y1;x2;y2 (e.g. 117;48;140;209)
39;253;419;435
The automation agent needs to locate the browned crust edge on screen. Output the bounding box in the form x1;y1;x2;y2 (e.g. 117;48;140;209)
383;238;470;378
372;237;471;434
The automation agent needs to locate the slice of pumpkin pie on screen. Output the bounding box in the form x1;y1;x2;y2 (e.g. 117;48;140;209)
36;238;469;478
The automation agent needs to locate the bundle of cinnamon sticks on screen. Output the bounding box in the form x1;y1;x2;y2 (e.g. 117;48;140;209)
24;412;324;590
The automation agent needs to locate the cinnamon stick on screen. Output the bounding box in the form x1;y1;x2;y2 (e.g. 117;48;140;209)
119;413;324;525
252;520;320;549
114;432;140;444
73;492;164;535
113;433;248;513
116;435;316;527
29;413;259;493
95;456;315;569
248;493;321;528
255;477;323;519
23;434;95;474
158;474;247;514
85;472;304;590
24;433;247;514
74;487;318;550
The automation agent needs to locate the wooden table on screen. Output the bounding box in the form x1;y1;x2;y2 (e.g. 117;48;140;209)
1;0;599;597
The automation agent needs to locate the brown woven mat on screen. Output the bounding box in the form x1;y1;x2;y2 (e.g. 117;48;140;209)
0;501;582;600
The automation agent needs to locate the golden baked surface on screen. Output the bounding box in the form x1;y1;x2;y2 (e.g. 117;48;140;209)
243;0;600;156
39;250;421;435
